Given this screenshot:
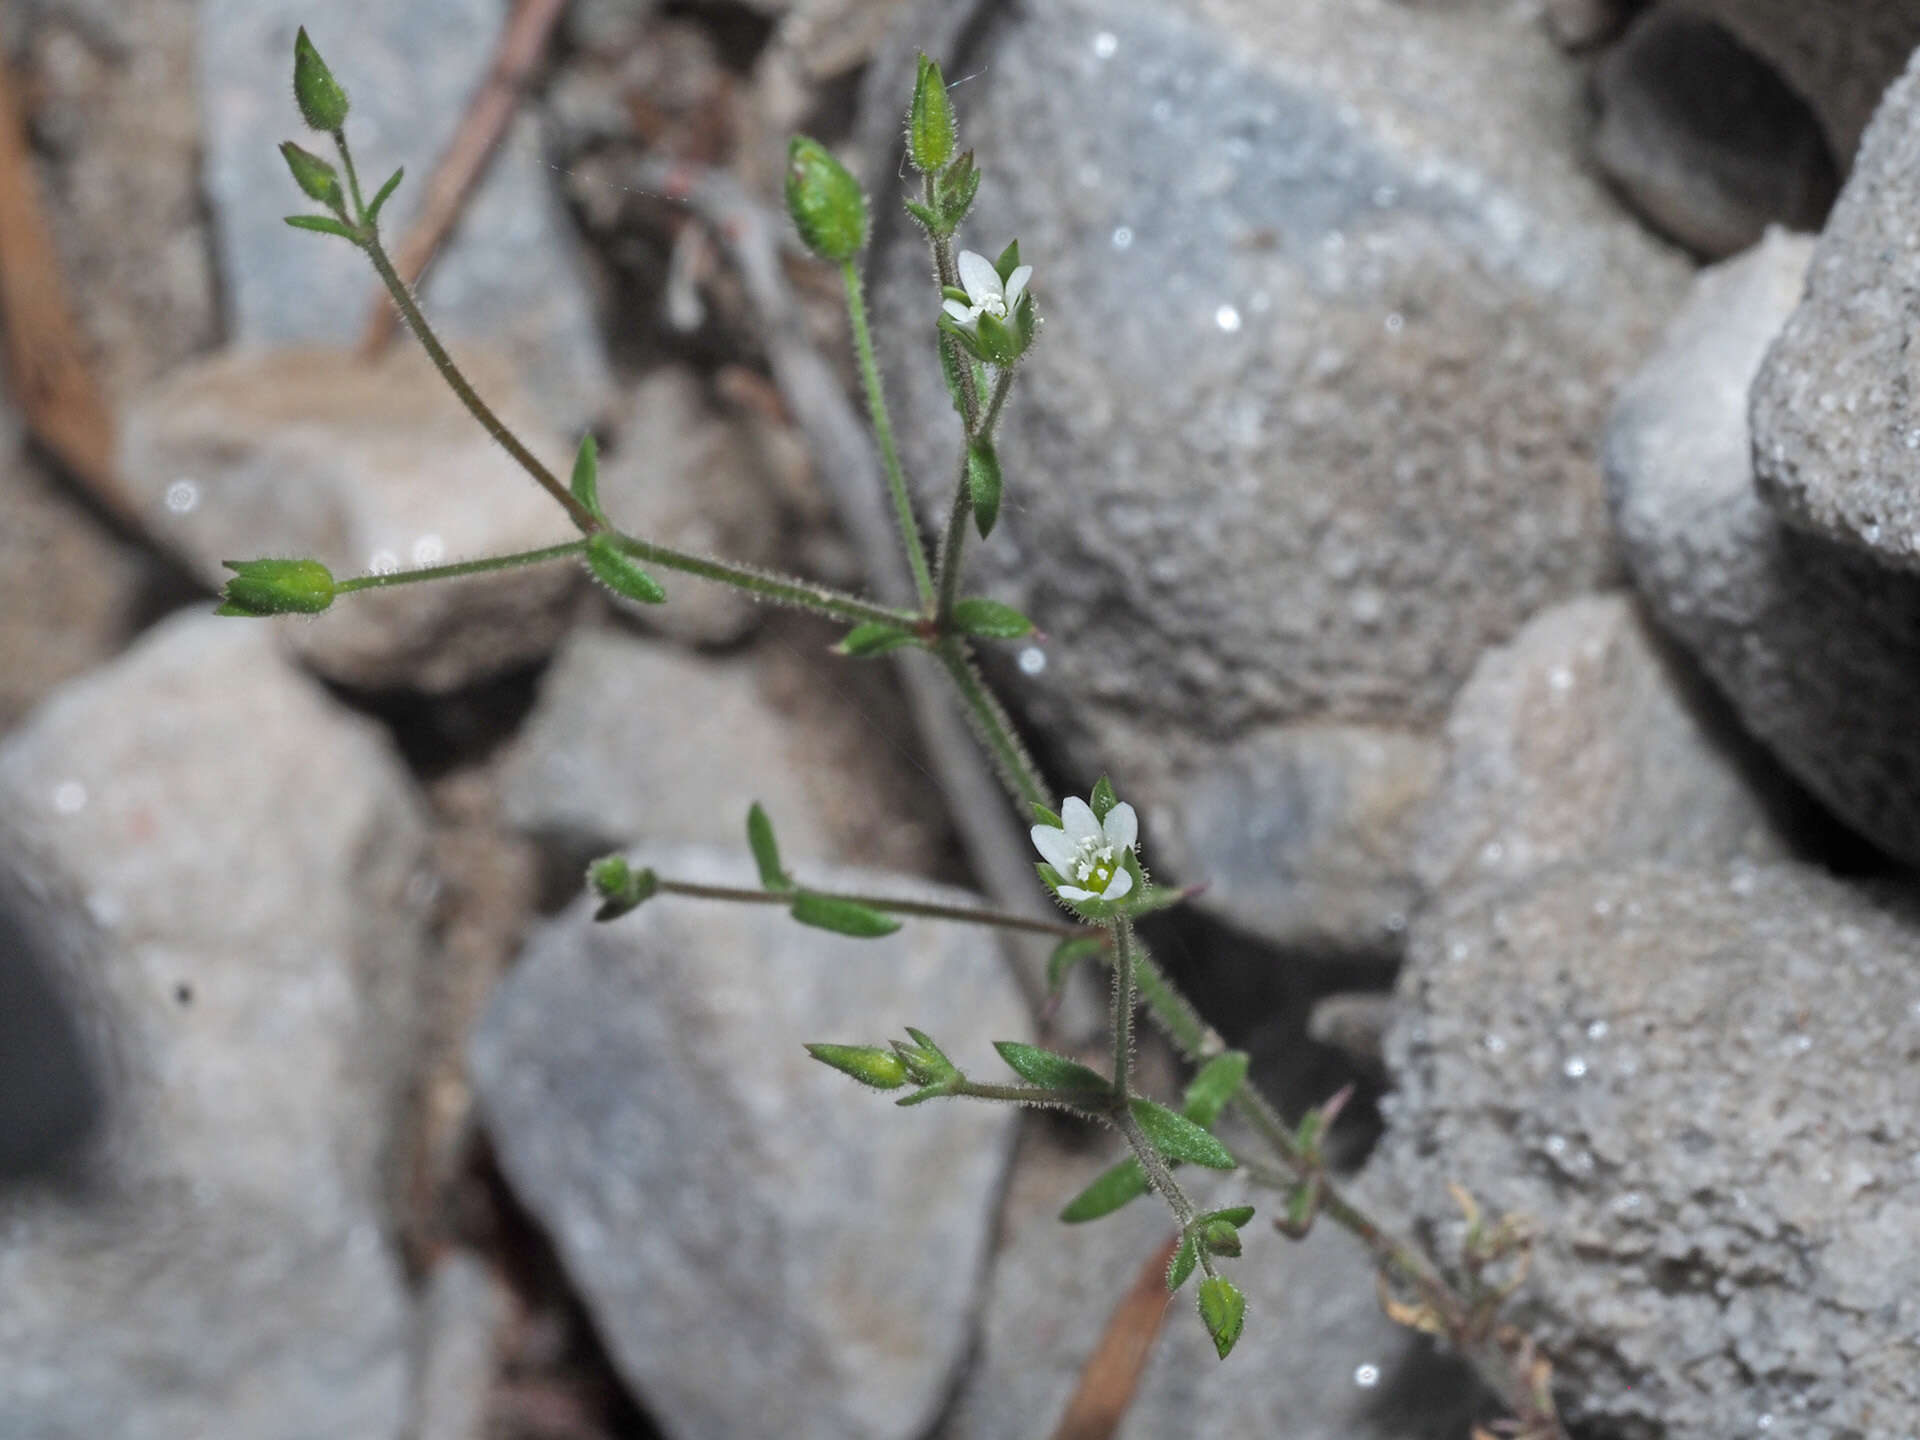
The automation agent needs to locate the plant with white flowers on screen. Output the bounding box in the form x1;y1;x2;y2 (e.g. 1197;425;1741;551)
232;30;1566;1434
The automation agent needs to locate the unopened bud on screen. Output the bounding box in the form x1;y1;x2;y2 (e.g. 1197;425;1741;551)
292;28;350;132
805;1042;910;1090
216;558;336;617
785;136;868;262
906;54;956;173
279;141;342;209
588;854;657;921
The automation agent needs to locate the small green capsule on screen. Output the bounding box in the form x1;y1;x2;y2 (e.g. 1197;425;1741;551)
292;27;350;133
587;854;657;921
279;141;343;209
217;558;336;617
1197;1276;1247;1359
907;54;956;173
785;136;868;262
806;1043;910;1090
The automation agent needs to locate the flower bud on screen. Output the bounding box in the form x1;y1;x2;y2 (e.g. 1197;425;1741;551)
805;1043;910;1090
1200;1219;1242;1257
907;54;956;173
785;136;868;262
216;558;336;617
279;141;343;210
588;854;658;921
292;28;350;133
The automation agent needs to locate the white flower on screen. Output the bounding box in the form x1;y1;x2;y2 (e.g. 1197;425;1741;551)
1032;793;1138;904
942;248;1032;333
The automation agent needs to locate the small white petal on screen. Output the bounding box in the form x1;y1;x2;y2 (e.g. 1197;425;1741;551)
957;249;1002;305
1102;801;1138;852
1004;265;1033;307
1031;825;1077;874
943;298;974;324
1061;796;1102;847
1103;867;1134;901
1056;884;1096;902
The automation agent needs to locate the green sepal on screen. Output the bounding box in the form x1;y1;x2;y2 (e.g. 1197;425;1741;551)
1279;1176;1322;1238
785;136;868;262
937;326;969;417
746;803;787;890
835;622;921;658
805;1042;909;1090
993;239;1022;284
569;433;603;518
904;198;941;233
938;152;981;227
1182;1051;1250;1130
938;311;989;365
893;1027;958;1086
585;533;667;604
366;166;405;224
1167;1234;1200;1291
1129;1098;1236;1170
1058;1155;1150;1223
292;27;350;132
966;441;1003;539
907;53;957;173
992;1040;1110;1093
1090;775;1119;823
1046;936;1106;996
217;558;336;617
279;141;342;209
1200;1220;1242;1258
974;310;1022;367
283;214;361;241
1207;1205;1257;1229
896;1084;947;1107
587;854;657;921
791;890;901;938
1013;290;1039;353
1031;803;1063;827
1197;1276;1247;1359
950;595;1033;640
940;285;973;306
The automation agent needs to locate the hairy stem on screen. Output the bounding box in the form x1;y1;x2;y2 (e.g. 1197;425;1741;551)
933;639;1051;811
335;540;586;593
842;258;935;606
953;1080;1113;1109
649;876;1092;939
1109;917;1137;1099
607;534;914;630
927;197;981;427
934;367;1016;625
1117;1104;1198;1234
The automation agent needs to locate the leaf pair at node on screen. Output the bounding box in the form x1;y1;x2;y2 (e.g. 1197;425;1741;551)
749;804;901;938
1058;1050;1249;1222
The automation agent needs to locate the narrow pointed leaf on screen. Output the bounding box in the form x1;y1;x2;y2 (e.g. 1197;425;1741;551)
904;198;941;232
836;622;919;657
1182;1051;1250;1130
1059;1155;1150;1223
1167;1233;1199;1291
746;802;787;890
569;433;602;517
585;533;667;604
284;214;360;240
967;441;1003;538
1031;803;1062;827
1197;1276;1246;1359
993;1040;1109;1092
791;890;901;938
951;595;1033;640
366;165;405;223
1129;1098;1236;1170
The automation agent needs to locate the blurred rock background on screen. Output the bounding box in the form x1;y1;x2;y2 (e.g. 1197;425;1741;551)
2;0;1918;1436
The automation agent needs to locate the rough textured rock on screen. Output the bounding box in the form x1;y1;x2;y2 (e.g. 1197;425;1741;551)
943;1134;1481;1439
199;0;610;430
118;346;581;694
1670;0;1920;163
0;613;432;1439
871;0;1690;951
409;1251;509;1440
1371;862;1920;1439
1753;55;1920;569
1593;7;1835;260
470;848;1027;1440
1416;593;1798;897
1607;229;1920;866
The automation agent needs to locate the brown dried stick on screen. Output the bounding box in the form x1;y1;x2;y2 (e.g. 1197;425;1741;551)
1049;1233;1181;1440
357;0;569;357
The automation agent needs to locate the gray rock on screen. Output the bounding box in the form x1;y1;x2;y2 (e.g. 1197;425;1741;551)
198;0;610;430
1371;862;1920;1439
1667;0;1920;163
409;1251;509;1440
470;848;1027;1440
1544;0;1638;51
1593;7;1835;260
1416;593;1797;897
943;1134;1480;1439
0;866;101;1182
118;346;582;694
871;0;1690;952
1606;229;1920;866
1150;725;1442;962
0;612;432;1440
1753;54;1920;568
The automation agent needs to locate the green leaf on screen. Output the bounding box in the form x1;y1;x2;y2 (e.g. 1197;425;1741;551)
950;595;1033;640
279;141;342;208
292;26;350;131
1129;1098;1236;1170
835;622;920;657
1046;936;1105;995
992;1041;1109;1093
283;214;361;241
1167;1233;1199;1291
903;198;941;232
366;165;405;223
785;136;868;262
585;532;666;604
939;152;981;227
967;441;1003;539
1182;1051;1250;1130
907;53;957;172
746;802;787;890
806;1042;909;1089
1058;1156;1150;1223
993;238;1021;284
1090;775;1118;823
1197;1276;1246;1359
569;433;602;518
791;890;901;938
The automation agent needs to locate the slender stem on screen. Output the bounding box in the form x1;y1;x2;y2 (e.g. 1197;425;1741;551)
1109;918;1137;1099
953;1079;1112;1109
651;876;1091;940
1117;1105;1198;1232
927;198;981;428
608;534;915;630
933;639;1051;810
842;258;935;606
358;227;601;533
934;367;1016;625
335;540;586;593
333;128;369;219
